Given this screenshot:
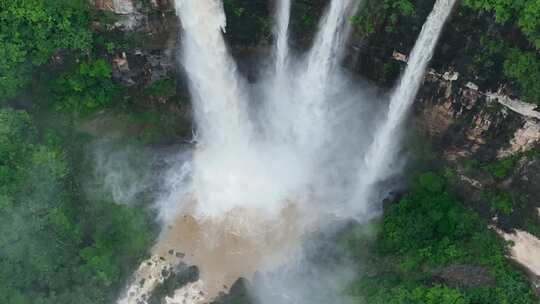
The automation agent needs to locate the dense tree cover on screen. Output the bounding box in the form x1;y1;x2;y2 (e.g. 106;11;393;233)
53;59;120;115
448;1;540;104
0;109;154;304
503;48;540;103
464;30;540;105
0;0;92;102
463;0;540;49
351;0;415;35
378;173;477;258
350;0;452;86
347;172;537;304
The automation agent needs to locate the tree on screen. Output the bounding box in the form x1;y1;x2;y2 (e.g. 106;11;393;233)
54;59;119;115
0;0;92;101
0;109;153;304
463;0;540;49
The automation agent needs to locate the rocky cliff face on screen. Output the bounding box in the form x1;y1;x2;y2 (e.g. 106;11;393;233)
413;69;540;160
91;0;178;87
90;0;540;155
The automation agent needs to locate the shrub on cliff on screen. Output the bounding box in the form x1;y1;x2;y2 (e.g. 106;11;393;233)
348;171;538;304
53;59;120;115
463;0;540;49
0;0;92;102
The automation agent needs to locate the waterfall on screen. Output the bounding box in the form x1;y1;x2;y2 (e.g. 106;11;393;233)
293;0;359;151
304;0;356;83
264;0;293;144
265;0;359;153
350;0;457;216
119;0;459;302
274;0;291;76
175;0;251;147
176;0;270;218
263;0;361;200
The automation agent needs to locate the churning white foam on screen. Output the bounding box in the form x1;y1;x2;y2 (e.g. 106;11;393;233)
119;0;457;302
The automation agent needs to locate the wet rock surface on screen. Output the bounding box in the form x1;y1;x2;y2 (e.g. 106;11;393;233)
148;263;200;304
210;278;255;304
90;0;136;14
411;70;530;162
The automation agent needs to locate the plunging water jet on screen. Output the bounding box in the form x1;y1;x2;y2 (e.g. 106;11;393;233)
350;0;458;218
290;0;359;152
274;0;291;76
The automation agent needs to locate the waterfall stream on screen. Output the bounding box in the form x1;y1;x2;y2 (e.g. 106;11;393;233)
294;0;358;151
350;0;457;217
118;0;458;303
274;0;291;76
175;0;251;147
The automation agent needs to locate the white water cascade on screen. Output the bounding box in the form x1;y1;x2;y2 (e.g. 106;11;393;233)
118;0;458;302
176;0;293;218
175;0;251;147
263;0;293;144
274;0;291;76
304;0;357;83
350;0;457;216
293;0;358;151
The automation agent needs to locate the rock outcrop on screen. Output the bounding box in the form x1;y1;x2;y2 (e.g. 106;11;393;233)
497;228;540;295
90;0;143;29
90;0;135;14
410;64;539;161
89;0;179;86
499;120;540;157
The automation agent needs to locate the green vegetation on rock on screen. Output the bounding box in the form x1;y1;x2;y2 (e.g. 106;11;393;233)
484;156;517;180
54;59;120;115
223;0;272;46
463;0;540;49
351;0;415;35
485;190;515;216
0;0;92;102
503;48;540;104
351;0;540;104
